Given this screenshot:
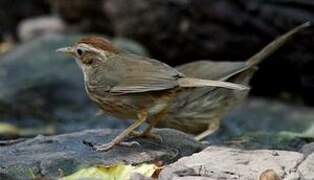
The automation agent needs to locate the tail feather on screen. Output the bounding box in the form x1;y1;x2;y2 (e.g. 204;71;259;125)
246;22;311;67
178;77;249;90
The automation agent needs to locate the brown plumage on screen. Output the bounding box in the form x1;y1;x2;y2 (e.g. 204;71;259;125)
158;22;310;140
56;22;310;150
57;37;248;151
78;36;120;54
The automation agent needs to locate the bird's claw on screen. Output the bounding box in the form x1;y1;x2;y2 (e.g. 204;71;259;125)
119;141;141;147
93;140;140;151
145;133;163;142
94;142;115;151
131;131;163;142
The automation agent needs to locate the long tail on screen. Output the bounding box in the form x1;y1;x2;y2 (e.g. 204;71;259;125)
178;77;249;90
246;22;311;67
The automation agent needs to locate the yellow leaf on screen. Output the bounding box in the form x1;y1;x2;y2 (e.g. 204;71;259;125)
61;163;159;180
0;122;19;135
0;122;55;136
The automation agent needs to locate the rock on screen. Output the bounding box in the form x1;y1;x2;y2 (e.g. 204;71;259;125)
0;33;105;134
0;128;204;179
130;173;154;180
18;16;66;41
159;146;305;180
298;152;314;180
207;98;314;150
300;142;314;156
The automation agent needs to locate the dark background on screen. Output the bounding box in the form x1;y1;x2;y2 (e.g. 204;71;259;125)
1;0;314;105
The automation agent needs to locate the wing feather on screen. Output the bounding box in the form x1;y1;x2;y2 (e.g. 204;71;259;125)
108;53;248;94
109;53;183;94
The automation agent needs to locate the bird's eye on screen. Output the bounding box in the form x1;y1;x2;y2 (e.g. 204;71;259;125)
77;48;83;56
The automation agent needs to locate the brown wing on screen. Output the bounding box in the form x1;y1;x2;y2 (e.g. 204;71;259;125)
109;53;184;94
109;53;248;94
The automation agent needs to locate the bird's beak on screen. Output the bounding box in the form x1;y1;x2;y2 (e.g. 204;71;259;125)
56;47;75;56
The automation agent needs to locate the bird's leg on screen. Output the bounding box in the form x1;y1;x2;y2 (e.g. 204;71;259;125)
94;111;147;151
132;110;166;142
130;124;162;142
194;118;220;141
140;118;162;138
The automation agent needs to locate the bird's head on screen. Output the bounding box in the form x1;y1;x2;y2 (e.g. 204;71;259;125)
57;36;120;72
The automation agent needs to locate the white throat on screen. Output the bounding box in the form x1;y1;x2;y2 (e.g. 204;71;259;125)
75;58;89;82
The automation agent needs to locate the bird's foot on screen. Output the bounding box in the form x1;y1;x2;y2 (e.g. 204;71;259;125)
144;133;163;142
131;130;163;142
93;142;115;151
93;140;140;151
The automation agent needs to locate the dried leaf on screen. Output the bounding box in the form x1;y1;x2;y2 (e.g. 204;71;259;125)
61;163;159;180
0;122;55;136
0;122;19;135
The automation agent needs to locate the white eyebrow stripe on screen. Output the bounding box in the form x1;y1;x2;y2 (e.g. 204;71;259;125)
77;43;101;52
77;43;108;59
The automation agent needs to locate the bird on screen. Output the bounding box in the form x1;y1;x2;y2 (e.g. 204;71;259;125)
156;22;311;140
56;34;248;151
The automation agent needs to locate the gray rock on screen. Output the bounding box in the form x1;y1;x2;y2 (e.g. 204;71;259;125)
298;152;314;180
18;16;66;41
0;33;111;134
0;128;204;179
300;142;314;156
130;173;154;180
159;146;305;180
173;178;215;180
225;98;314;135
207;98;314;150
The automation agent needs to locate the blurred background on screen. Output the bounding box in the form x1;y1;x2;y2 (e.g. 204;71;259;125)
0;0;314;149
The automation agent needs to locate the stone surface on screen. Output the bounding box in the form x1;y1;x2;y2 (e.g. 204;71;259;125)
300;142;314;156
18;16;66;41
0;33;109;135
207;98;314;151
159;146;305;180
0;128;204;179
298;152;314;180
